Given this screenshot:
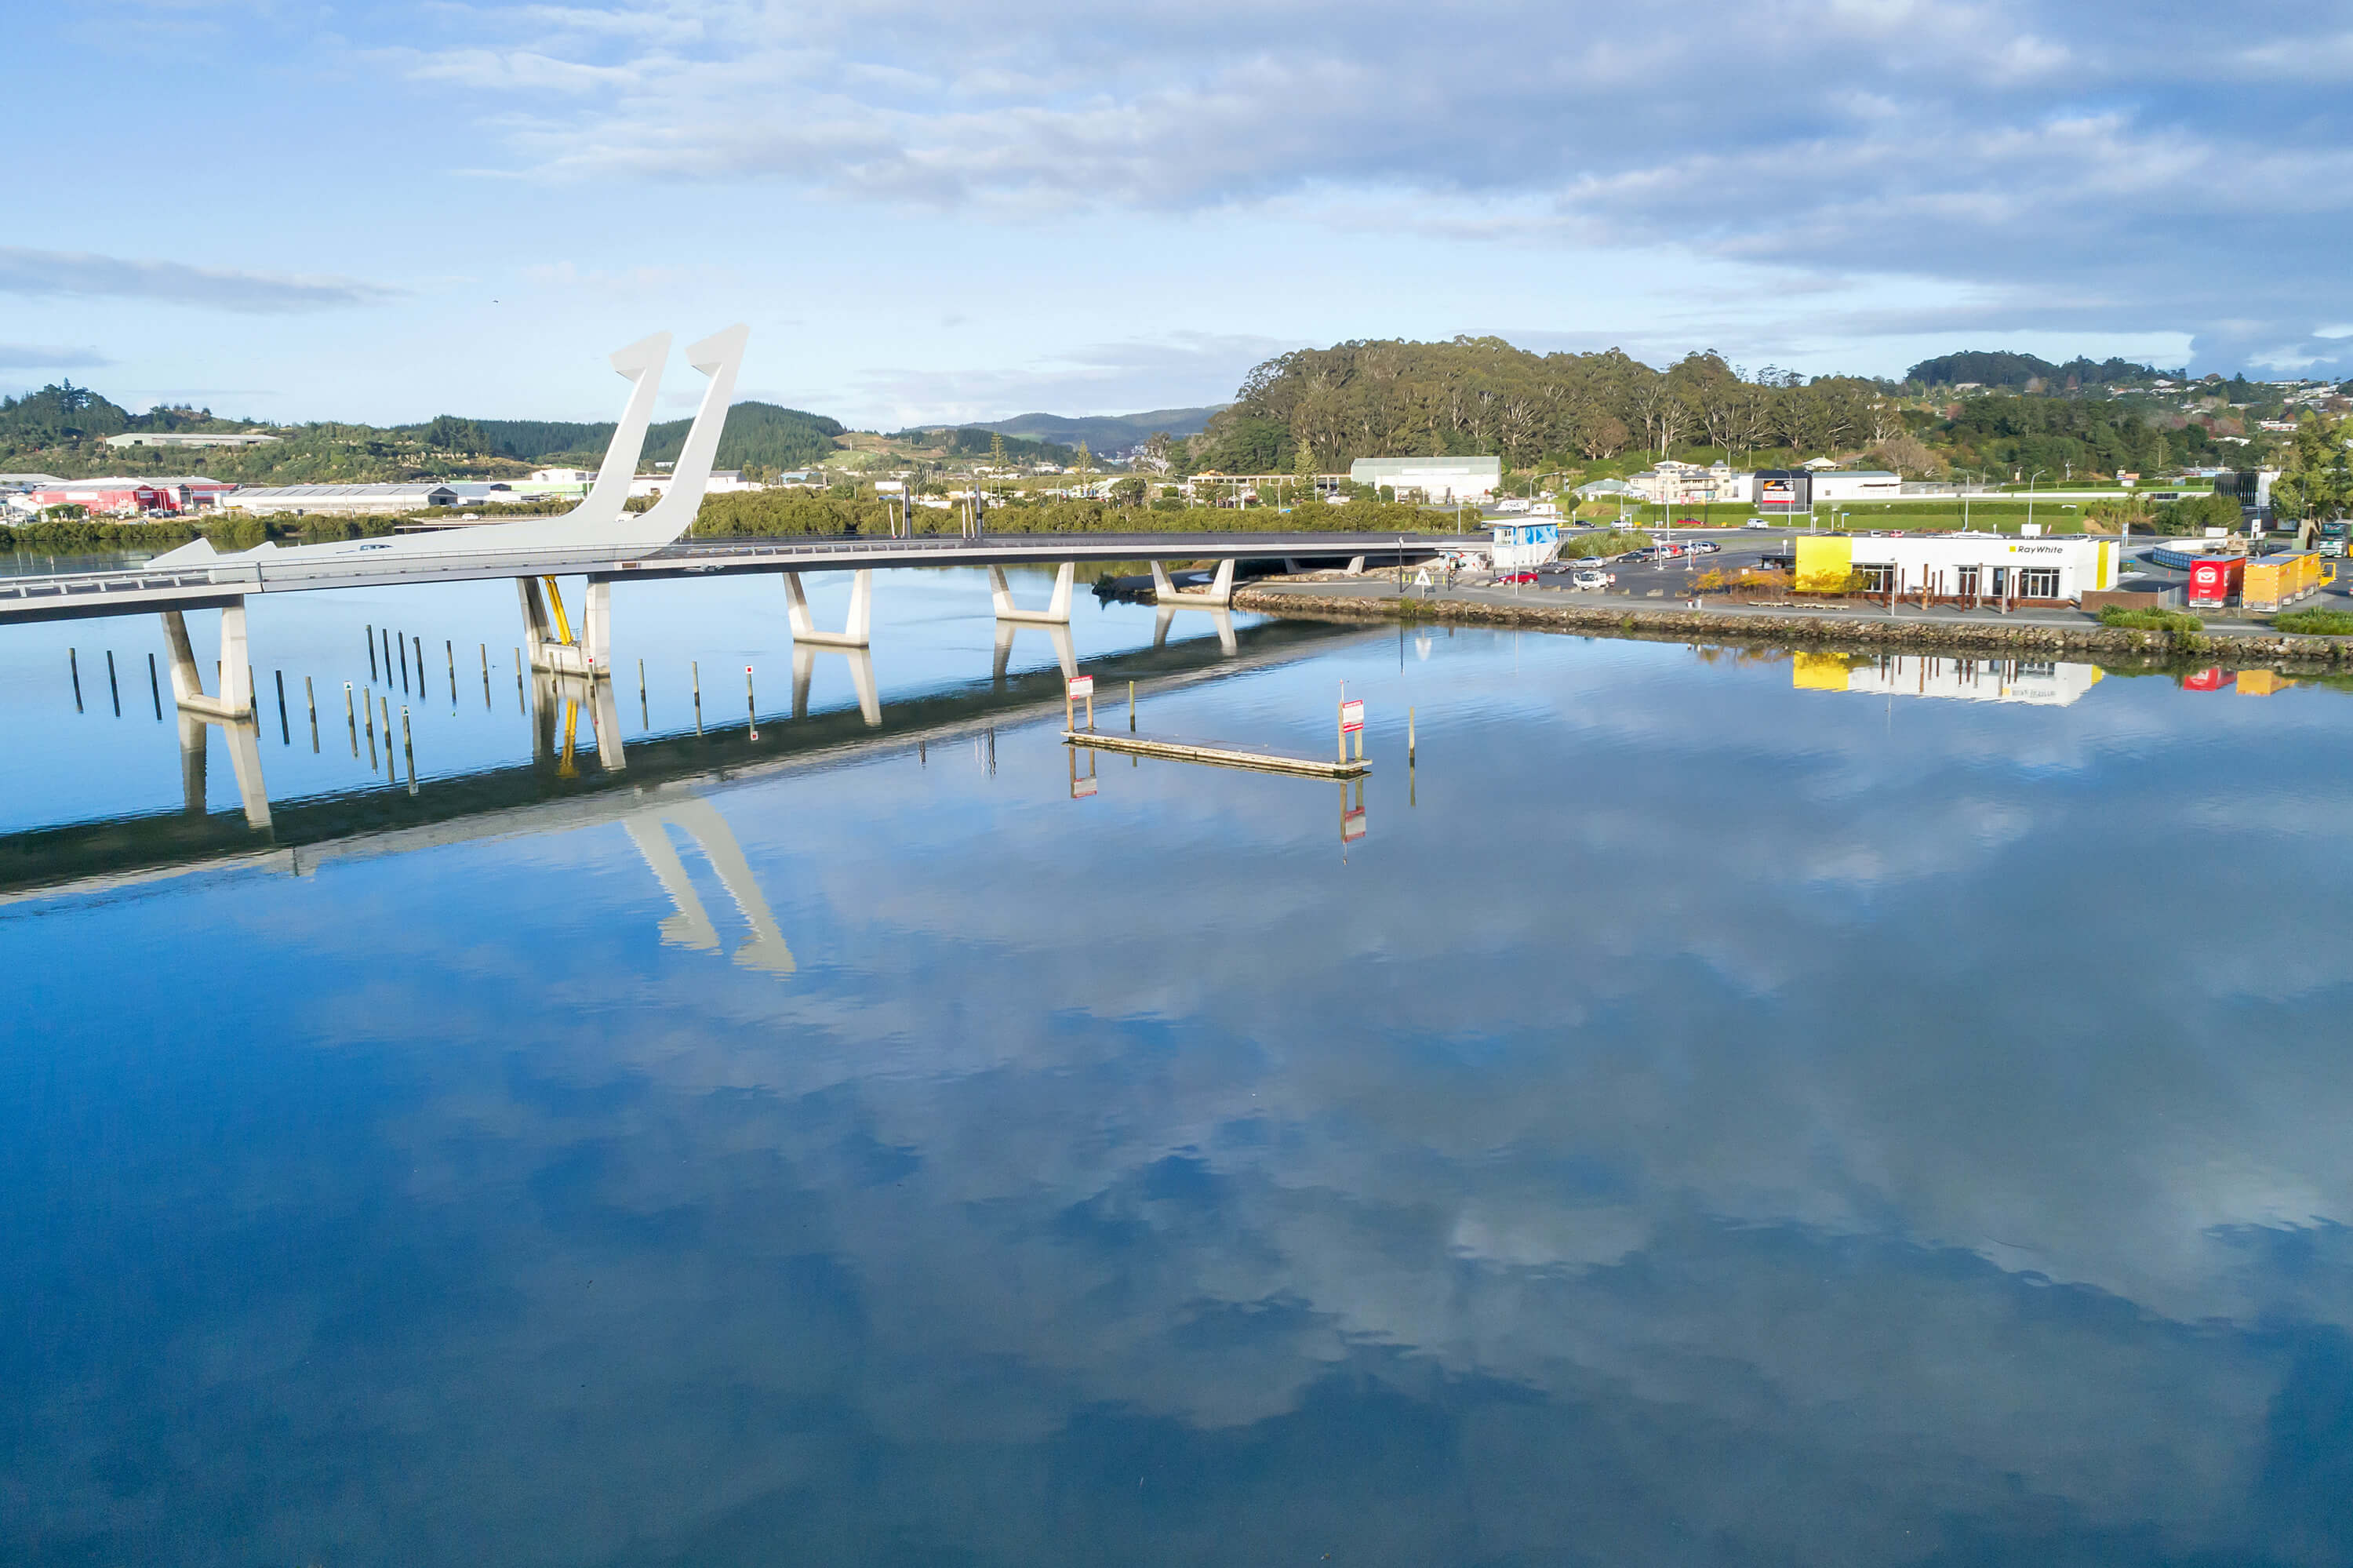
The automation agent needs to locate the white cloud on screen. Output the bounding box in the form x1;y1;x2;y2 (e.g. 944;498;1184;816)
0;247;403;313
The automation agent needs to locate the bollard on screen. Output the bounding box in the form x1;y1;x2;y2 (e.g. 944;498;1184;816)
148;652;161;719
306;675;318;752
693;660;702;734
479;642;489;708
413;637;425;700
381;697;394;779
382;628;392;683
367;624;379;682
275;670;289;745
745;664;755;719
1129;679;1136;730
400;704;416;794
69;648;82;711
397;632;409;691
345;683;358;754
638;657;648;729
446;639;455;694
106;650;120;716
1408;705;1415;763
514;648;524;712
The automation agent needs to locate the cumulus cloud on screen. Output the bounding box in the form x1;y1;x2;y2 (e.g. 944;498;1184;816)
370;0;2353;371
0;247;403;313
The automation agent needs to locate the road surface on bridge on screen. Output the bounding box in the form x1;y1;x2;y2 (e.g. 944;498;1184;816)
0;529;1463;627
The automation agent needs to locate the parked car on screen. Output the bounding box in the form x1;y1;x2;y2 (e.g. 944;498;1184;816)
1494;569;1538;585
1741;519;1773;529
1686;540;1721;555
1572;569;1609;589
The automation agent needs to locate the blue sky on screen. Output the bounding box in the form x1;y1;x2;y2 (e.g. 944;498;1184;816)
5;0;2350;427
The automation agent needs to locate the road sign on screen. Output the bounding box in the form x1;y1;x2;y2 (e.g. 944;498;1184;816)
1067;675;1094;700
1339;699;1365;733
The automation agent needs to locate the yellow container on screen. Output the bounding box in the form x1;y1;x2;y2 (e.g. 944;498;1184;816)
2244;553;2322;612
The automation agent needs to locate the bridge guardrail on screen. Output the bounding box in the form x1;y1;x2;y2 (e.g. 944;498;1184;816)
0;530;1457;605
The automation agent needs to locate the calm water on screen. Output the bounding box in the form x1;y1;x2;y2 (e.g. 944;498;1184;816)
6;566;2353;1566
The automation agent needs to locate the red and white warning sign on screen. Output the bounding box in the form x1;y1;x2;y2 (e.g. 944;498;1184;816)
1339;698;1366;733
1067;675;1095;700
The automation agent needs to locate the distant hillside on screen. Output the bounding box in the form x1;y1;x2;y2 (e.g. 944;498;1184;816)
1905;351;2184;392
430;403;848;471
887;427;1082;467
964;406;1224;450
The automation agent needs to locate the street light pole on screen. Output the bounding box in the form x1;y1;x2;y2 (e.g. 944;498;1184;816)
2028;468;2047;535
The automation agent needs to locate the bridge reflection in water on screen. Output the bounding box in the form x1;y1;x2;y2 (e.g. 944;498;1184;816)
3;619;1371;951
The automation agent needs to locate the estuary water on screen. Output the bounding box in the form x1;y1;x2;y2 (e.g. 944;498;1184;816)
5;566;2353;1566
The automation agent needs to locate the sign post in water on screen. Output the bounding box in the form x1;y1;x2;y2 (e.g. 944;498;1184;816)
1338;697;1365;762
1066;674;1095;733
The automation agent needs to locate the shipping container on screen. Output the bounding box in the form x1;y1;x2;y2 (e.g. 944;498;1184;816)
2241;552;2322;613
2187;557;2244;608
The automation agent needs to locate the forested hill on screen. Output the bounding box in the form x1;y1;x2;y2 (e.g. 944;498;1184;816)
1903;351;2183;392
1184;336;2286;483
645;402;844;471
431;404;846;468
1;391;848;483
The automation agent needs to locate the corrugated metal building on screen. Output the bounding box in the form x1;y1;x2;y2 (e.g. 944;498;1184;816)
220;483;460;515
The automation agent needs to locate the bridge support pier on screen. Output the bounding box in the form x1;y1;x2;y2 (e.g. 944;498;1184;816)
992;620;1078;686
159;604;271;828
1150;557;1236;608
989;562;1075;624
784;569;872;648
161;602;253;719
791;643;882;726
518;576;607;675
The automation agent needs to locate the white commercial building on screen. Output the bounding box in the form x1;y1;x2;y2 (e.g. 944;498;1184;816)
1625;460;1748;505
1795;533;2120;602
103;431;281;449
629;468;758;498
222;482;460;515
1806;470;1904;503
1349;456;1501;503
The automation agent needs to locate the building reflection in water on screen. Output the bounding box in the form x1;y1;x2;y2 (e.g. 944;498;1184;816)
1794;650;2104;707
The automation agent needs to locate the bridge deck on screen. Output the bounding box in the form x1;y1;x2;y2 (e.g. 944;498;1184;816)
0;530;1461;625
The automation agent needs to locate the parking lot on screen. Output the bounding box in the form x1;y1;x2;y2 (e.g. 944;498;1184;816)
1534;528;1793;600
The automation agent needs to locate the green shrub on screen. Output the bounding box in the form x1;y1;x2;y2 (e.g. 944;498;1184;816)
2273;607;2353;635
2098;606;2204;632
1561;529;1653;559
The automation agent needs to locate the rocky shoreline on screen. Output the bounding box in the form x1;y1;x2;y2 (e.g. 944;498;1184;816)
1229;587;2353;671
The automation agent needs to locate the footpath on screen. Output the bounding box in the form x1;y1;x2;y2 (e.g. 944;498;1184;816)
1229;577;2353;671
